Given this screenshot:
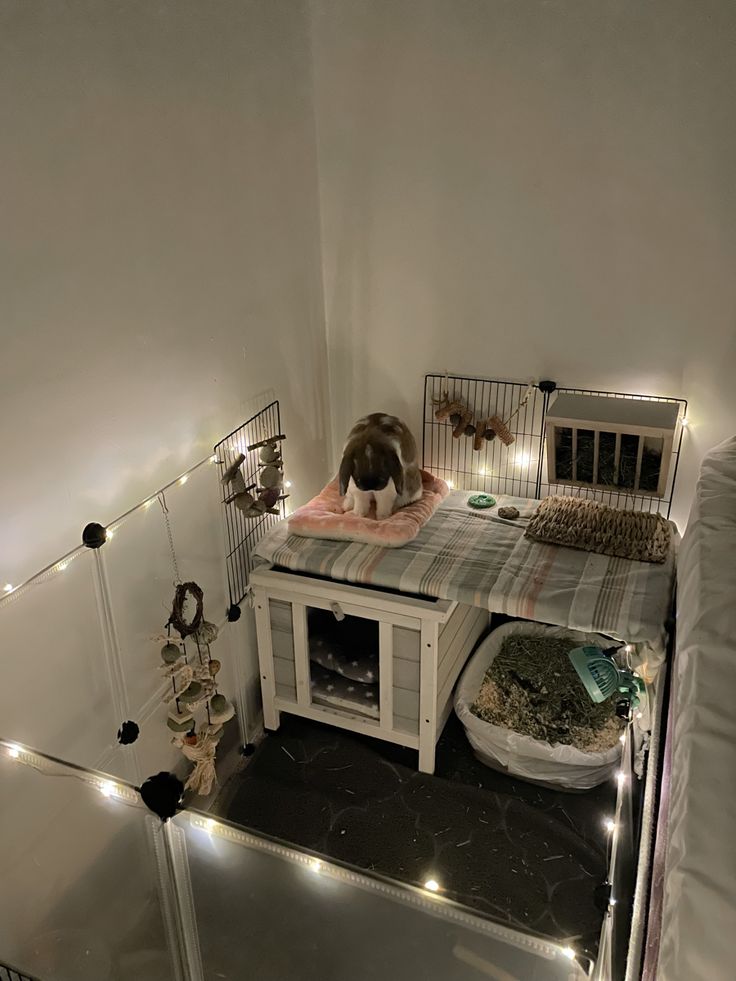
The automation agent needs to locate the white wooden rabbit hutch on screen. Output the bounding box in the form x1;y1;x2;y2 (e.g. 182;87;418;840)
251;570;488;774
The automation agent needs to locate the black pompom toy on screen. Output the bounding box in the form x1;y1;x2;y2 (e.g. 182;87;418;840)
593;881;613;913
82;522;108;549
117;721;140;745
227;603;242;623
140;771;184;821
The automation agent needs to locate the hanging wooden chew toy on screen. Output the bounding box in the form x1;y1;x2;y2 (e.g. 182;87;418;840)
433;380;535;448
220;434;289;517
486;415;515;446
434;395;465;422
453;407;473;439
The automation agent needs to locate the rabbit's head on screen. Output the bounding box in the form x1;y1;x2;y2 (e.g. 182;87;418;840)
339;439;404;497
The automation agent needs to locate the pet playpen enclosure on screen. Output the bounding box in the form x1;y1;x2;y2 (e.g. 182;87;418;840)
0;378;684;979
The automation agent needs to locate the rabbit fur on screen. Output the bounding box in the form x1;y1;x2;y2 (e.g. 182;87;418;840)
339;413;423;520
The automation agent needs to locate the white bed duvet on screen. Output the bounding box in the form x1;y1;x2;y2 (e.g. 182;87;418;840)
647;437;736;980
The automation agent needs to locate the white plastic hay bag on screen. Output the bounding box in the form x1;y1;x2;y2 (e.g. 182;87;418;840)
454;621;622;790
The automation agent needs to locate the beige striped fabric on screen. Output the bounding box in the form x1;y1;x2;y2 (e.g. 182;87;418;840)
255;492;676;652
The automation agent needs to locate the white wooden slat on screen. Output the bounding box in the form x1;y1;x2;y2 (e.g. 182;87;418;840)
392;657;420;690
275;682;297;703
393;687;419;722
436;609;488;726
394;626;421;662
614;432;621;485
272;656;296;688
253;589;280;730
273;698;420;750
418;621;439;773
437;607;488;696
437;604;475;669
258;585;423;630
251;568;453;621
593;429;600;485
379;621;394;730
634;435;644;492
291;603;311;708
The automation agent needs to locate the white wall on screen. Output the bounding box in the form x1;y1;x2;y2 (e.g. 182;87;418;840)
310;0;736;529
0;2;329;957
0;0;330;587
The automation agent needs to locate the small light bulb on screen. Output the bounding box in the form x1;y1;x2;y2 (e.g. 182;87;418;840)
205;818;216;833
99;780;116;798
446;479;454;489
616;771;626;787
3;583;13;593
604;818;616;833
478;467;487;476
105;528;114;540
179;475;188;486
424;878;440;892
681;416;690;427
285;480;292;489
623;644;633;654
636;711;643;720
609;897;618;907
209;454;217;463
515;451;531;467
619;733;626;745
310;859;322;873
561;946;576;960
57;562;68;572
143;499;154;510
8;745;20;759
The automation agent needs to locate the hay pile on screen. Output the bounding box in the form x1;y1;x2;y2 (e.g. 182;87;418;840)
471;635;624;752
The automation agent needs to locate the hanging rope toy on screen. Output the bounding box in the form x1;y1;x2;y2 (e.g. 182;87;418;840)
177;729;223;797
168;581;204;638
154;501;237;794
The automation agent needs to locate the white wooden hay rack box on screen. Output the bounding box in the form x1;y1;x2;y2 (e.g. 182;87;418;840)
251;568;488;773
545;393;681;498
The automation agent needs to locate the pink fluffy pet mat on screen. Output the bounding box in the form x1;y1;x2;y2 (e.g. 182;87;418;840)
288;471;450;547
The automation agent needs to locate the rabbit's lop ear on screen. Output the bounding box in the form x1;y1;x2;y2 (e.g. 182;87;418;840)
338;452;354;496
388;451;404;496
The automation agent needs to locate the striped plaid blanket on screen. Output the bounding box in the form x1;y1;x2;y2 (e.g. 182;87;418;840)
255;491;675;657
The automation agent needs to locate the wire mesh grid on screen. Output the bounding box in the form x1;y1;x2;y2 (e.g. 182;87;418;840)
422;374;546;499
0;965;39;981
422;375;686;517
540;387;687;517
214;401;287;608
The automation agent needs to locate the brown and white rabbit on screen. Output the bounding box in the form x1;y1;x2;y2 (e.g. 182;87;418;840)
339;413;423;519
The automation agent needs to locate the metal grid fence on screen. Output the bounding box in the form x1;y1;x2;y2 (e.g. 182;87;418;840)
214;401;287;608
1;965;39;981
422;374;686;517
423;374;546;500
